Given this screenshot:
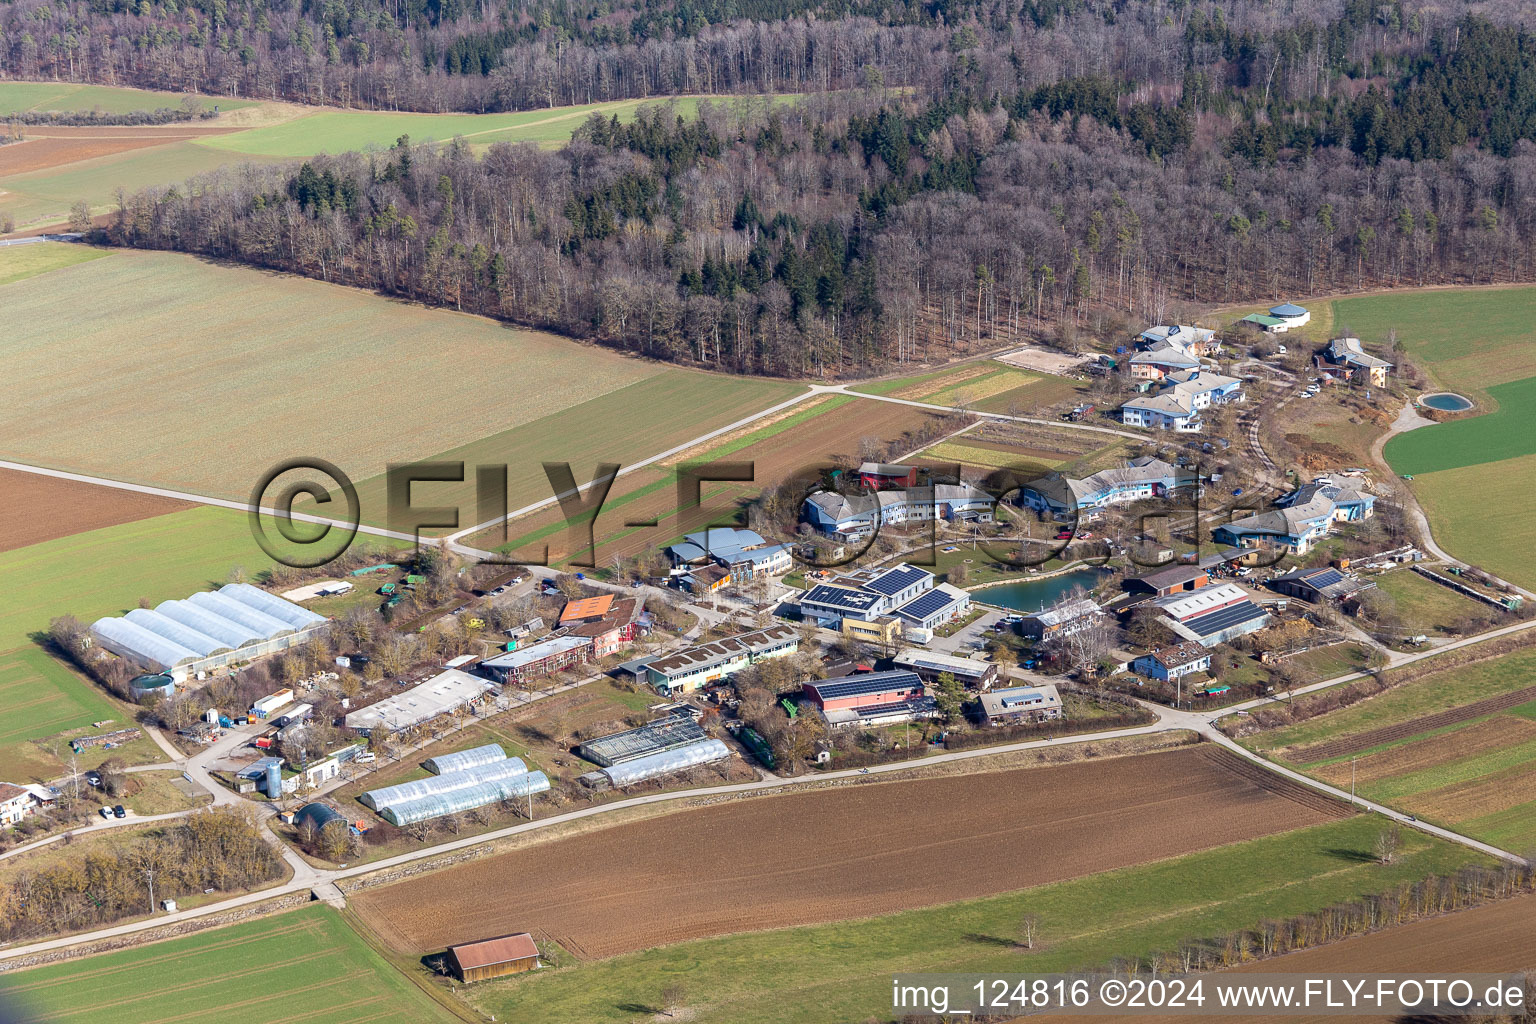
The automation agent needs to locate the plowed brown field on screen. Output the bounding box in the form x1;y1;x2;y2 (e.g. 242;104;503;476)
1313;716;1536;787
350;745;1348;959
0;468;190;551
1291;684;1536;763
0;125;238;176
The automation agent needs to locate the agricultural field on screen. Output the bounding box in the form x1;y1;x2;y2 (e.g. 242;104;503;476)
0;647;129;782
1384;374;1536;474
0;904;458;1024
0;87;775;230
0;250;798;508
198;96;707;157
1409;450;1536;588
0;82;260;116
0;241;111;286
0;504;401;654
0;466;190;553
351;745;1347;960
1334;286;1536;393
854;359;1086;416
473;393;937;564
917;420;1131;478
451;814;1477;1024
1251;645;1536;852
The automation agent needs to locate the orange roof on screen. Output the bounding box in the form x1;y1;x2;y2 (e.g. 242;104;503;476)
559;594;614;623
450;932;539;970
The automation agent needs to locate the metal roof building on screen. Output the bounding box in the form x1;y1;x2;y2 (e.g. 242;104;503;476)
360;756;529;810
343;669;496;735
90;583;326;682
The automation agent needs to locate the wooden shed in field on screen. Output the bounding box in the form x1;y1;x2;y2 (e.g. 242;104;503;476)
447;932;540;982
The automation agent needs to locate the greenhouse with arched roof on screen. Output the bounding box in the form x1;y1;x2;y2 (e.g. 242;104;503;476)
91;584;327;682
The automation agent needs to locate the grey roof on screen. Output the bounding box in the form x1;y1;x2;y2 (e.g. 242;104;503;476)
980;684;1062;718
91;584;322;673
1269;303;1308;317
480;635;592;669
1133;563;1209;591
1324;336;1392;369
1026;597;1101;627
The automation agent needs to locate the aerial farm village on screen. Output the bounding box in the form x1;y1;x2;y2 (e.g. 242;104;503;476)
6;5;1536;1017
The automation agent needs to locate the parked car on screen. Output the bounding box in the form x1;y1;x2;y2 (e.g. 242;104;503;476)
85;771;101;788
99;806;113;819
112;805;126;818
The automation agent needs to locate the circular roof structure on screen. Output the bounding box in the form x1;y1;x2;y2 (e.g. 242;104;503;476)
1269;302;1308;317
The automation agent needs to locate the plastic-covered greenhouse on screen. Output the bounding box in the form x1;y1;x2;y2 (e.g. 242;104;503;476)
380;771;551;826
294;802;347;834
601;738;730;788
423;743;507;776
360;757;528;810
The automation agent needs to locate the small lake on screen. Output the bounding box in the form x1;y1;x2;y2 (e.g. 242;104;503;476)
971;567;1112;612
1420;392;1473;412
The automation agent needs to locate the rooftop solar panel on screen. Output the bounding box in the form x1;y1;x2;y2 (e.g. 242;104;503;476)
1306;568;1345;588
894;589;955;621
1183;602;1267;639
802;584;880;610
808;671;923;701
864;564;932;596
847;697;937;718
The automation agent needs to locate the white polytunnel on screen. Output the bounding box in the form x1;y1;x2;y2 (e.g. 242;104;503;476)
600;738;731;788
360;757;529;811
91;585;329;682
220;582;327;631
423;743;508;776
123;608;233;658
380;772;551;826
90;616;204;672
154;600;265;649
186;591;294;636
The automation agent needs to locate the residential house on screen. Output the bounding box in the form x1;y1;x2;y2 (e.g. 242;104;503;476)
1018;457;1190;517
1129;343;1203;381
1131;642;1212;683
802;483;996;539
1316;337;1393;386
1119;370;1244;432
1019;598;1103;640
1214;481;1374;556
0;782;53;826
1138;324;1221;356
665;528;792;584
979;685;1063;725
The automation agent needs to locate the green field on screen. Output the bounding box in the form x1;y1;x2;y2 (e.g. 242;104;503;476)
1333;287;1536;392
0;82;259;116
0;140;293;227
1369;567;1491;636
1410;451;1536;588
1251;646;1536;757
1384;375;1536;474
346;369;800;533
0;241;110;286
0;249;754;502
0;905;457;1024
459;816;1482;1024
0;647;126;782
198;97;705;157
0;505;404;655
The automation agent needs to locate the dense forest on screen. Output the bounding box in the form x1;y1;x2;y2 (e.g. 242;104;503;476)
16;0;1536;374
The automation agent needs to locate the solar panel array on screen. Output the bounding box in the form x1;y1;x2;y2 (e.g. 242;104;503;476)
864;563;932;596
1183;601;1267;639
845;697;937;719
802;584;881;611
808;670;923;701
1304;567;1345;589
894;588;957;621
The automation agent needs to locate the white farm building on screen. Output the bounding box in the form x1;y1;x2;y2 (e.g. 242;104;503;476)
90;583;327;683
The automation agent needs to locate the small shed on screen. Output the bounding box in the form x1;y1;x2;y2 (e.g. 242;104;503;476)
447;932;541;982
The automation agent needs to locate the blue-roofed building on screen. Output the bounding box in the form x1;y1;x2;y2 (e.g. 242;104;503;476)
665;527;791;584
1214;481;1375;556
1018;457;1189;516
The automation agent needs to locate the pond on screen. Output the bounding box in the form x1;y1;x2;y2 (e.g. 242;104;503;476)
971;566;1112;613
1420;392;1473;412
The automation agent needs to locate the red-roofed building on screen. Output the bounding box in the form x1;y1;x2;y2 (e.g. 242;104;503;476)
447;932;541;982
